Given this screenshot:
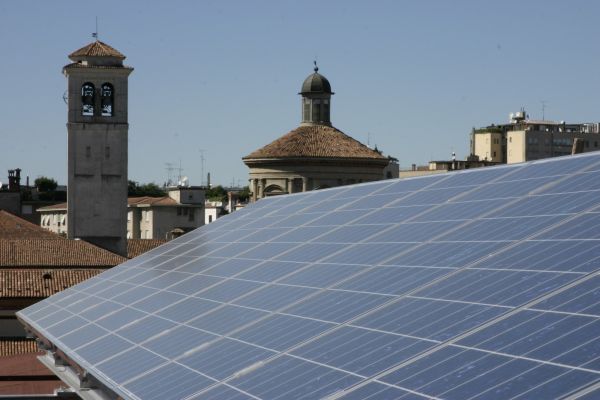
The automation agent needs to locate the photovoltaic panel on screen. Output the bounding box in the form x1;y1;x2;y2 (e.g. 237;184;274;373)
17;153;600;400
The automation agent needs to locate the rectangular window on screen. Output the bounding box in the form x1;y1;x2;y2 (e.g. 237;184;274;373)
105;146;110;159
86;146;91;158
189;209;195;222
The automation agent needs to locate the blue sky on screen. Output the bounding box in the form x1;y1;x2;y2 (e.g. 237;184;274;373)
2;1;600;187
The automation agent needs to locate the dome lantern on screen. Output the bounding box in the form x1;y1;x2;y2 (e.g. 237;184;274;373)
299;62;333;126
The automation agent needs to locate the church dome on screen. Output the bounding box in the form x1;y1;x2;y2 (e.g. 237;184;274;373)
300;66;332;95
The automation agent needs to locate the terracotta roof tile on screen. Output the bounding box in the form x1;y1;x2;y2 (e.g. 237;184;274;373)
69;40;125;59
128;196;177;206
0;338;39;356
127;239;167;259
0;211;61;240
0;240;125;268
0;269;103;298
244;125;387;160
36;203;66;212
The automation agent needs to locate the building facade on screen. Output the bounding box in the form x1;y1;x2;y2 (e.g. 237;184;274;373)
39;187;204;240
64;40;133;256
471;109;600;164
243;65;391;201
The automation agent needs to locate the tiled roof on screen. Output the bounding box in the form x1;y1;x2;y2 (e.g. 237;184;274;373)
244;125;387;160
0;338;39;356
36;203;66;212
0;269;103;298
69;40;125;59
0;240;125;268
128;196;178;206
127;239;167;259
0;211;61;240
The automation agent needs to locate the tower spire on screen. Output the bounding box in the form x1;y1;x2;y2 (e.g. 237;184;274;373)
313;60;318;72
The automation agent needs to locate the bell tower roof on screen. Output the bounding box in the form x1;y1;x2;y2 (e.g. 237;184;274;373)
67;40;126;67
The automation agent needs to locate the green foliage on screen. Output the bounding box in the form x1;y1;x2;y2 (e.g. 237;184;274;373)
128;180;167;197
237;186;250;202
206;185;227;202
35;176;58;192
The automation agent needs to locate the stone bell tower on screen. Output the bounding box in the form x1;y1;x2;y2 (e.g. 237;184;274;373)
63;40;133;256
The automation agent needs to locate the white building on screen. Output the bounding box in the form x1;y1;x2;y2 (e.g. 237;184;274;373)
39;187;205;240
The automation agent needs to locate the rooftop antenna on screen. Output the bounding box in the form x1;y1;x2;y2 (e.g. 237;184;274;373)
165;162;175;186
541;100;547;121
199;149;206;186
177;159;183;184
92;17;99;41
367;132;371;147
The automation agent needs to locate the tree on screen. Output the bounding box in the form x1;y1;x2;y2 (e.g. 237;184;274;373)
35;177;58;192
128;180;167;197
237;186;251;202
206;185;228;202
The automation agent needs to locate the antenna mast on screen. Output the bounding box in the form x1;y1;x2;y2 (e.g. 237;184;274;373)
199;149;206;186
92;17;99;40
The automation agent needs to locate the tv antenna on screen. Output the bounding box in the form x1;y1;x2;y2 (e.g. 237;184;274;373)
199;149;206;186
92;17;99;40
165;162;175;186
541;100;547;121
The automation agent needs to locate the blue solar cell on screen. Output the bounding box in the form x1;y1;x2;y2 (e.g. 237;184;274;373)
96;347;167;384
144;326;216;358
285;290;392;323
415;269;578;306
111;285;158;305
539;212;600;239
355;298;506;341
236;260;309;282
367;221;457;243
116;315;176;342
202;258;261;277
340;193;407;210
45;315;88;338
394;186;470;206
322;243;417;265
353;205;429;224
268;225;332;242
306;210;366;226
275;242;347;262
229;355;361;399
464;176;556;201
95;307;146;331
179;338;275;380
76;334;132;364
413;199;507;222
232;314;334;351
195;279;263;303
384;241;507;268
292;326;435;376
335;266;452;296
124;363;215;400
316;224;386;243
142;271;194;290
281;263;366;288
187;305;268;335
58;323;108;349
188;384;253;400
233;284;317;311
165;274;223;295
174;257;225;273
79;301;122;321
156;297;220;323
335;382;429;400
490;191;600;218
480;240;600;272
535;276;600;315
237;242;298;259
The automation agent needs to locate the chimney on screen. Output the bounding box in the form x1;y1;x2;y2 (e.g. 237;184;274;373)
572;138;585;155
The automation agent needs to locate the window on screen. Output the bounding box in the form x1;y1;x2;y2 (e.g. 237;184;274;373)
105;146;110;159
312;99;321;121
189;209;195;222
101;83;114;116
303;98;311;121
86;146;91;158
127;211;132;222
208;215;213;223
323;99;330;121
81;83;95;116
493;151;497;158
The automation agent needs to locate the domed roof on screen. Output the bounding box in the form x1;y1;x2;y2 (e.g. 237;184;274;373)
243;125;387;161
300;65;333;95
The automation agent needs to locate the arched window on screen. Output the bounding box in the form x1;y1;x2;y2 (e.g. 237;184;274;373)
101;83;114;117
81;83;95;116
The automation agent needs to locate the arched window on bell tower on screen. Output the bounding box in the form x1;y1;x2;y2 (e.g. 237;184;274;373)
81;82;95;116
101;83;114;117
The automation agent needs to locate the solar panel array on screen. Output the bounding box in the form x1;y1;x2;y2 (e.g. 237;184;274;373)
18;153;600;400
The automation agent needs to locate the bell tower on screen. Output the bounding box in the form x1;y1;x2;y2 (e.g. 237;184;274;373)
63;40;133;256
